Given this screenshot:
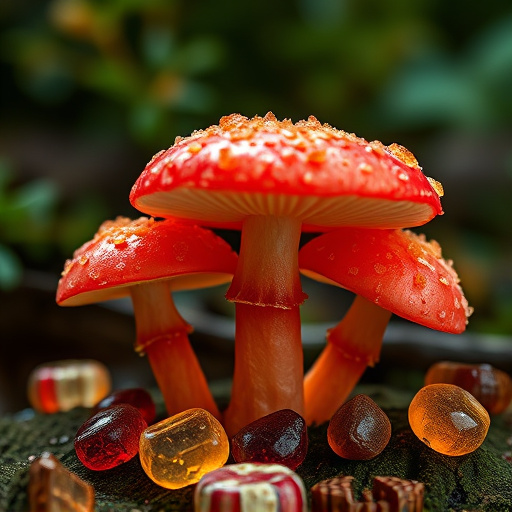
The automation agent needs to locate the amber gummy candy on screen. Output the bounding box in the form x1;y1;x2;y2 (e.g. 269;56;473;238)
27;359;111;414
425;361;512;414
231;409;308;470
75;404;147;470
408;383;490;456
327;394;391;460
29;452;94;512
139;408;229;489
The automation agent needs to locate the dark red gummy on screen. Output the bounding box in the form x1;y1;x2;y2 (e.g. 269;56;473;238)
327;394;391;460
231;409;308;470
93;388;156;424
75;404;147;470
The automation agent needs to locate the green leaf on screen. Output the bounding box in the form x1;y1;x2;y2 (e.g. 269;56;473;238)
0;244;23;291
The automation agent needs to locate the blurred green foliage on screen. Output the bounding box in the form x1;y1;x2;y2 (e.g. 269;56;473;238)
0;158;57;289
0;0;511;332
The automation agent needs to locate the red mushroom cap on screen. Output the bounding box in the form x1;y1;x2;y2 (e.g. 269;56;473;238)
130;113;443;231
299;228;472;333
56;216;238;306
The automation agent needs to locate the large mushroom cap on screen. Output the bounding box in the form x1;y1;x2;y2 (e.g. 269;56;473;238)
130;113;443;231
56;216;238;306
299;228;472;333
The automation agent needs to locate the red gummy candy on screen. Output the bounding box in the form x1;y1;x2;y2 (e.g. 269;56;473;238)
75;404;147;470
231;409;308;470
93;388;156;424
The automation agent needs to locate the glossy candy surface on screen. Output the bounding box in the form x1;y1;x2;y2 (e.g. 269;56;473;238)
93;388;156;424
139;408;229;489
29;452;95;512
194;463;307;512
231;409;308;470
408;383;490;456
327;394;391;460
75;404;147;470
425;361;512;414
28;359;111;414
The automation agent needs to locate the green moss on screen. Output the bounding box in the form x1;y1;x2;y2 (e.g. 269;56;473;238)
1;388;511;511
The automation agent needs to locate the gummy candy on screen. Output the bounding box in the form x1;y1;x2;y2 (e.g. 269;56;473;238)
194;462;307;512
75;404;147;470
93;388;156;424
327;394;391;460
27;359;111;414
29;452;95;511
231;409;308;470
139;408;229;489
425;361;512;414
408;383;490;456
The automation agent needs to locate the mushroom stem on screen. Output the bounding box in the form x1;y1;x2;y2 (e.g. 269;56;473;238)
304;295;391;425
224;215;306;436
130;281;220;419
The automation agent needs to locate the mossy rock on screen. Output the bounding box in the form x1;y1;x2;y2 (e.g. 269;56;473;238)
1;386;511;511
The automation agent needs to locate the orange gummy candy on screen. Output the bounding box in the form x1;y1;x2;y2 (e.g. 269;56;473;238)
139;408;229;489
425;361;512;415
408;384;490;456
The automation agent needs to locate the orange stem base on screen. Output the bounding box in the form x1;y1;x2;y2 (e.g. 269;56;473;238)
223;302;304;437
304;295;391;425
145;332;220;419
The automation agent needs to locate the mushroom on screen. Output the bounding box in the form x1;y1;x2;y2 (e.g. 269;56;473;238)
129;113;444;435
56;216;238;419
299;227;473;425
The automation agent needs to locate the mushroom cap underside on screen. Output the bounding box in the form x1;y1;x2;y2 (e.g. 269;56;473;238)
56;217;238;306
130;113;443;231
299;228;472;333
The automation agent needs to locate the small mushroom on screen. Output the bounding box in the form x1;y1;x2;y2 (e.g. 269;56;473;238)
56;216;238;418
129;113;444;435
299;227;472;425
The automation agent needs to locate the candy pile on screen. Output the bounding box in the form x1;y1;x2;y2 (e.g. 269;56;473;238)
25;355;512;510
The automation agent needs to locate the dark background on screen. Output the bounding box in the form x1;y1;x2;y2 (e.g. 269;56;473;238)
1;0;511;413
